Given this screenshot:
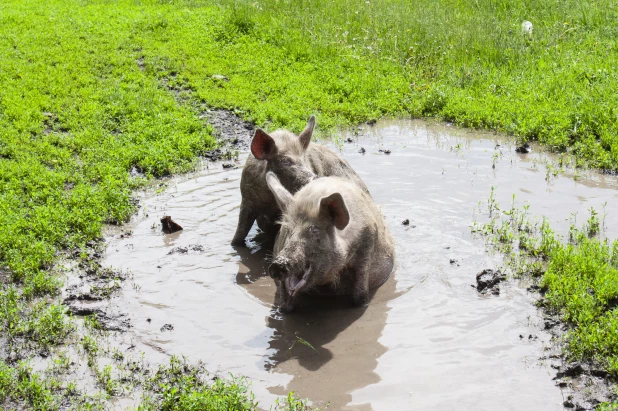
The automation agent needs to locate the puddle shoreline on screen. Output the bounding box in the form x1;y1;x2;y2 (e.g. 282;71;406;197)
66;116;618;410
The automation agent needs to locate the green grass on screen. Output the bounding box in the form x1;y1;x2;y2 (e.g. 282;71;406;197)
475;197;618;377
139;356;311;411
1;0;618;408
133;0;618;166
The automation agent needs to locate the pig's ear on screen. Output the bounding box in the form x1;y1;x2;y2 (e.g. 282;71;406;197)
252;129;277;160
266;172;293;211
320;193;349;230
298;115;316;151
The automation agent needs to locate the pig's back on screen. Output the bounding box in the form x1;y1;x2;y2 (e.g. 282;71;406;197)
306;144;371;196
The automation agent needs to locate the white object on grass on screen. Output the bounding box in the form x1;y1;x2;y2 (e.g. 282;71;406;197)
521;21;533;35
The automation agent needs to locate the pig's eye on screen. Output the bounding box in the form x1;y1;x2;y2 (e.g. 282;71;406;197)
308;225;320;236
279;157;293;167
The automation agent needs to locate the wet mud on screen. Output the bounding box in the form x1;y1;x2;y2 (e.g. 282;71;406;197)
101;119;618;410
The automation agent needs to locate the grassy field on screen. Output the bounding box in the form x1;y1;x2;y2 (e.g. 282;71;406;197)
1;0;617;408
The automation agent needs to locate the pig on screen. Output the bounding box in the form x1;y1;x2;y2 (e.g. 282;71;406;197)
265;172;394;313
231;116;370;246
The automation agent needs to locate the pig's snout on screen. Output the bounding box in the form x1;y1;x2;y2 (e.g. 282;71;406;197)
269;260;289;280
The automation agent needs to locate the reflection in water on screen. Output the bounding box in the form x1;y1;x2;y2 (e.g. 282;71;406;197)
235;232;398;409
103;119;618;411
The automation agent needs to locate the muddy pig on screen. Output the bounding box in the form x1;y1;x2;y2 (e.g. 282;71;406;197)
231;115;370;245
265;172;394;313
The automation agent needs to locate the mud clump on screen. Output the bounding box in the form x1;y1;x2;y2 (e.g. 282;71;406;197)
161;216;183;234
160;324;174;332
167;244;204;255
402;219;410;226
476;269;506;295
358;147;366;154
378;149;391;155
222;163;237;169
168;246;188;255
515;143;532;154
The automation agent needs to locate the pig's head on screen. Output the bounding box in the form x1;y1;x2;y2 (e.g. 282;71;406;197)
251;116;317;193
266;172;349;298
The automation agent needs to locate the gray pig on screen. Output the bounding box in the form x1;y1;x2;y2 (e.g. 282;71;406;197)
231;116;370;245
266;172;394;312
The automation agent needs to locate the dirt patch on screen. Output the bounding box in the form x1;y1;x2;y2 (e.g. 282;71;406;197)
61;237;131;332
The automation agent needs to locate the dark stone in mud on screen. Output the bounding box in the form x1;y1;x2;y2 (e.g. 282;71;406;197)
168;246;188;255
450;259;460;266
476;269;506;295
544;319;559;330
379;149;391;154
222;163;237;169
515;143;532;154
191;244;204;252
556;363;585;379
590;368;610;378
402;219;410;225
345;137;354;143
147;318;151;323
358;147;366;154
161;216;183;234
563;400;575;408
161;324;174;332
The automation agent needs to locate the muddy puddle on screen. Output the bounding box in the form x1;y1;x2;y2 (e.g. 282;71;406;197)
103;119;618;410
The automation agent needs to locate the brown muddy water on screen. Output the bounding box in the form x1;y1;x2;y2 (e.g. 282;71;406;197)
104;119;618;410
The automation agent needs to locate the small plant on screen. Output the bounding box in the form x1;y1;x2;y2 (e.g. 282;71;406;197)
587;207;600;237
289;335;317;353
487;186;499;217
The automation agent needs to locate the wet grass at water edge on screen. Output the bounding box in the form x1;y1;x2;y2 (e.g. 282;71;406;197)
474;192;618;407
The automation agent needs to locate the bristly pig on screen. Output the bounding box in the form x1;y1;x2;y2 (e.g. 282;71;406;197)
231;116;370;246
266;172;394;313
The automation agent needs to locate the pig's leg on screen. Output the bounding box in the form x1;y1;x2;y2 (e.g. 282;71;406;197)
352;268;370;306
351;233;374;306
231;203;256;246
